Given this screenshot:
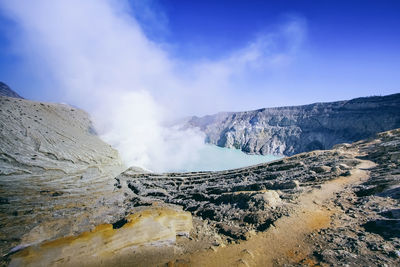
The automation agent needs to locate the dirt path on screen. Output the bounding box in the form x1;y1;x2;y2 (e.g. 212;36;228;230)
177;159;376;267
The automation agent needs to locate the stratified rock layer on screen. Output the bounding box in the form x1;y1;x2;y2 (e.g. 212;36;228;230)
187;93;400;156
9;207;192;267
0;95;125;256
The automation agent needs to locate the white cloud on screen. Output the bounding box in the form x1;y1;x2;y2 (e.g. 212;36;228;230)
0;0;307;171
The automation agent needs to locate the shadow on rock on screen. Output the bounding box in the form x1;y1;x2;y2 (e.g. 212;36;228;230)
362;217;400;239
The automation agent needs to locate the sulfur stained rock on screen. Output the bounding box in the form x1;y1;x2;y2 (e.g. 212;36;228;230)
9;207;192;267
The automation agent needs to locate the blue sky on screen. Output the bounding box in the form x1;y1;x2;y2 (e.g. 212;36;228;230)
0;0;399;114
136;0;400;59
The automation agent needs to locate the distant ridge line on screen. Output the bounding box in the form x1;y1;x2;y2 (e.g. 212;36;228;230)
0;81;24;99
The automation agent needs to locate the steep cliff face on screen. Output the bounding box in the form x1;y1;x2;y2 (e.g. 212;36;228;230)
0;90;127;256
187;93;400;155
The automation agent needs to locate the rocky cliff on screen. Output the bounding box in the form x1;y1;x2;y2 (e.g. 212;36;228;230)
0;82;23;99
187;93;400;156
0;86;125;258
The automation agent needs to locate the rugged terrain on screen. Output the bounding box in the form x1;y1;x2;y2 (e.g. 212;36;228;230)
0;91;126;260
1;84;399;266
10;128;397;267
110;129;400;266
0;86;195;267
187;93;400;156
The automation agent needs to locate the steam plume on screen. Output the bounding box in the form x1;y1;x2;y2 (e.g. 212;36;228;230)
0;0;306;171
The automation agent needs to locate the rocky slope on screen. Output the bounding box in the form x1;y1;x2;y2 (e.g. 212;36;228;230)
1;83;399;266
0;84;195;267
0;88;126;259
187;93;400;156
0;82;23;99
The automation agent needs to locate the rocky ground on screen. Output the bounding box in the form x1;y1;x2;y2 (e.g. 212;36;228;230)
1;85;399;266
303;129;400;266
110;129;400;267
9;129;397;266
116;149;359;243
137;130;398;267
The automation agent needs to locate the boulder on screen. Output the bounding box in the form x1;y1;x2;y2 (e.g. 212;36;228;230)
252;190;281;207
312;165;332;173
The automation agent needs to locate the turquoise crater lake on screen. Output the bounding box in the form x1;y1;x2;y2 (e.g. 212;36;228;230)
177;144;282;172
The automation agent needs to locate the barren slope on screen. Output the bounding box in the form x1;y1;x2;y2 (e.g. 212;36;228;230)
0;94;126;258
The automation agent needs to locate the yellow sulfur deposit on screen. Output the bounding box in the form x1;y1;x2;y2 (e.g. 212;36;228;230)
10;208;192;267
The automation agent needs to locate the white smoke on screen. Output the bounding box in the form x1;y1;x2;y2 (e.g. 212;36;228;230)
93;90;205;172
0;0;306;172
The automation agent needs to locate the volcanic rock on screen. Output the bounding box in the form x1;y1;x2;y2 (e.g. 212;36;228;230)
0;92;125;257
9;207;192;267
187;93;400;156
1;83;400;266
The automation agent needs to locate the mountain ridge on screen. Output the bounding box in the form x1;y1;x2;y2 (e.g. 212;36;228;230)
0;81;23;99
187;93;400;156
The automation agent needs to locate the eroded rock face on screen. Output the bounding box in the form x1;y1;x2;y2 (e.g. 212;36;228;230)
0;94;125;256
9;207;192;267
187;93;400;156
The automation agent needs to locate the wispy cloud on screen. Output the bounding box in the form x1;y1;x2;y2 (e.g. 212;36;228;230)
0;0;307;171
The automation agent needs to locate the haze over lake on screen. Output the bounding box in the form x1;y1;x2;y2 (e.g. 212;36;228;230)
174;144;281;172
